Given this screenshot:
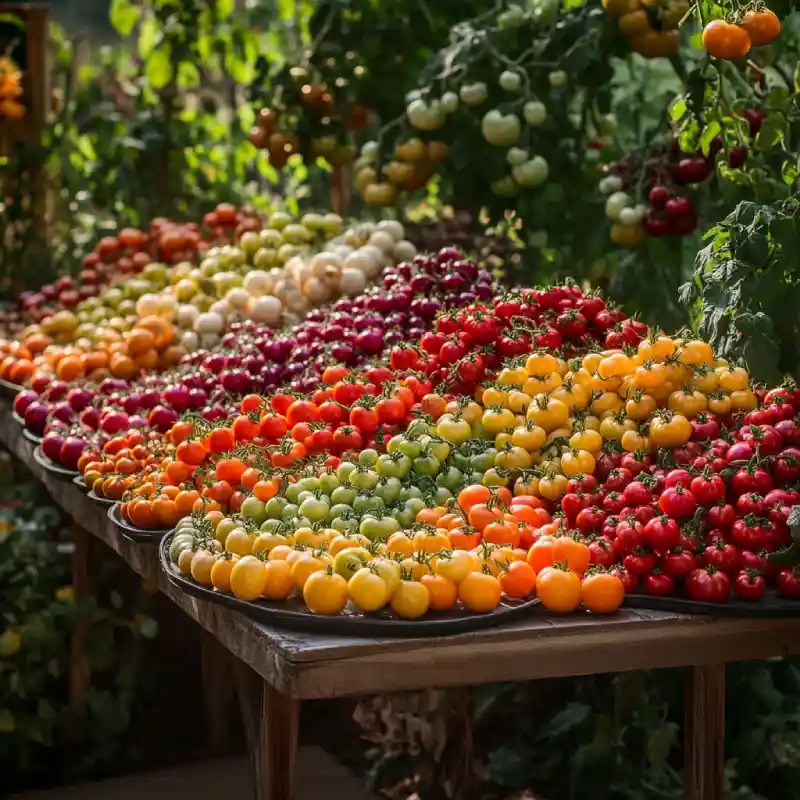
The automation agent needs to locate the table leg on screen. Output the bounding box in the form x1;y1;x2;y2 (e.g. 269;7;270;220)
233;660;300;800
684;663;725;800
69;524;91;708
201;631;234;755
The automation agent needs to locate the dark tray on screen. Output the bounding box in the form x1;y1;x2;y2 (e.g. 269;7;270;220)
107;503;171;544
159;532;539;637
625;590;800;617
21;427;43;445
72;474;88;489
0;377;20;398
32;445;80;480
11;410;24;426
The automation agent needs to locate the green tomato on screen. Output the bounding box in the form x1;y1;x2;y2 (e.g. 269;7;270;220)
299;476;321;492
331;485;357;506
403;485;424;501
387;435;423;459
376;453;412;479
299;497;331;522
471;449;499;473
451;450;470;472
433;487;454;505
329;503;353;519
331;515;358;534
336;461;357;482
358;449;379;467
319;473;340;494
239;496;268;525
351;469;379;490
472;420;495;440
285;483;305;504
428;439;452;463
413;452;442;477
407;420;431;437
260;518;285;533
437;466;464;492
264;496;286;519
482;469;510;488
375;477;402;505
295;490;315;505
466;470;485;485
170;534;195;562
394;507;416;528
333;550;367;580
353;494;385;515
405;497;427;516
214;517;239;544
281;503;300;521
436;418;472;445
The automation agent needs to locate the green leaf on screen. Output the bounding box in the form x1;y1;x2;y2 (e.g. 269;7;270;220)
145;44;173;90
216;0;235;17
781;159;799;186
699;121;721;156
138;16;159;59
535;702;591;740
109;0;141;36
755;114;786;151
647;722;678;765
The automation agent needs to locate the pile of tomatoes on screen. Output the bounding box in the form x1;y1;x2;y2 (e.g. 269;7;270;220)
702;9;780;61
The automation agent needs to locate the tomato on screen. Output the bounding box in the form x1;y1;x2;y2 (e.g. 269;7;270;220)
649;413;692;447
499;561;537;598
685;566;731;603
643;515;680;554
588;537;616;568
350;404;379;434
615;518;645;554
660;547;697;579
304;568;349;615
643;570;676;597
706;503;735;530
740;9;780;46
458;572;502;612
658;487;697;520
703;540;741;575
580;571;625;613
229;555;268;601
621;480;652;507
611;566;639;593
623;548;656;576
347;568;389;612
536;565;582;612
690;474;726;506
734;569;766;601
777;568;800;599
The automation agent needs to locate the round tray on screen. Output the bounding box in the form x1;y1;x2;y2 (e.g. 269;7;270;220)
88;489;116;507
159;532;540;637
0;377;21;398
11;410;24;426
625;590;800;617
21;427;44;445
32;445;81;480
107;503;171;544
73;474;88;489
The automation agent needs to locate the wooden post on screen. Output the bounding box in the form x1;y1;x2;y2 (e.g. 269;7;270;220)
233;659;300;800
684;663;725;800
330;165;350;216
201;630;234;755
69;524;91;708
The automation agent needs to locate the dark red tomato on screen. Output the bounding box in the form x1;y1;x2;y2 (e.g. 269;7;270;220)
703;540;741;575
739;549;767;573
332;381;364;407
562;492;590;521
588;537;616;568
305;427;334;454
568;474;599;494
739;425;783;456
676;156;712;184
602;492;626;514
620;452;652;476
438;341;467;366
623;548;656;576
615;519;645;554
743;408;776;426
644;570;676;597
766;400;795;421
612;566;639;593
436;314;460;335
665;469;692;489
734;570;766;601
332;426;363;453
774;449;800;484
577;295;606;320
463;314;499;344
494;298;524;321
765;488;800;507
633;504;657;526
777;568;800;599
375;396;406;424
690;474;726;506
690;412;721;441
705;502;735;530
736;492;766;516
318;400;346;426
349;404;378;434
727;441;755;463
660;548;697;579
456;354;486;384
605;468;634;492
622;481;653;507
685;567;731;603
730;516;771;550
576;507;606;535
775;419;800;445
658;487;697;520
534;327;563;350
644;515;681;554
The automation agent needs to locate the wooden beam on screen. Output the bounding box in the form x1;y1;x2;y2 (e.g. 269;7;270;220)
201;630;235;756
69;524;91;709
684;663;725;800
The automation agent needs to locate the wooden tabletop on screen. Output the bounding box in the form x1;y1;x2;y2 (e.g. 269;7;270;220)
3;401;800;700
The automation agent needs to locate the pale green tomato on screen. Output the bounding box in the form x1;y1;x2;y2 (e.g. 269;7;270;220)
481;110;522;147
299;497;331;522
436;417;472;445
240;497;267;524
319;473;340;494
353;494;385;514
337;461;357;482
331;485;357;506
376;453;412;479
280;503;299;521
351;469;379;490
523;101;547;126
358;449;379;467
427;438;451;462
413;452;441;477
264;497;286;518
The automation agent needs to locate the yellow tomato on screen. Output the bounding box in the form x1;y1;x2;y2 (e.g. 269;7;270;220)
582;353;603;372
620;430;650;453
495;432;513;449
303;569;348;615
498;366;528;387
348;568;389;612
434;550;475;583
391;579;430;619
637;336;677;362
730;389;758;411
506;390;532;413
583;415;601;431
718;367;750;392
230;555;268;601
668;388;708;418
591;391;623;416
482;387;508;406
495;446;534;470
569;429;603;453
511;423;547;451
372;557;402;597
437;414;473;444
514;477;540;496
678;340;714;366
649;414;692;447
538;474;568;501
598;352;635;378
528;396;569;431
523;372;562;395
482;468;510;487
633;362;666;390
625;392;657;421
599;415;635;441
190;550;217;587
560;449;596;477
708;392;732;415
290;551;332;590
692;367;719;393
526;353;558;376
482;406;517;434
550;381;590;410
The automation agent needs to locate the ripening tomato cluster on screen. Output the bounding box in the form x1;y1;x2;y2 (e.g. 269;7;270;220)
389;284;639;397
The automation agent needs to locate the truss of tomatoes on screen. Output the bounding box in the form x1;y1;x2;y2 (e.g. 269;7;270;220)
550;385;800;610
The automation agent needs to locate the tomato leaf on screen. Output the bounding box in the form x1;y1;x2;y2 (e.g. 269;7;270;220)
534;701;591;740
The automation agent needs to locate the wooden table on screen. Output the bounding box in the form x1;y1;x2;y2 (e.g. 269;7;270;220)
3;400;800;800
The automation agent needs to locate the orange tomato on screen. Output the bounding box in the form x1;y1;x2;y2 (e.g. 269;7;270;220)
467;502;503;532
457;485;492;512
458;572;502;613
581;572;625;613
536;565;582;612
499;561;537;598
420;574;458;610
